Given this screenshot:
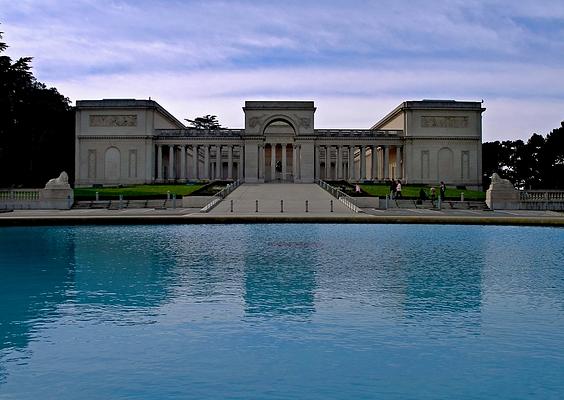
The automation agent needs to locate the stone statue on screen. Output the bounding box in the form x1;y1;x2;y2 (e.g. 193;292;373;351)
45;171;71;189
486;173;519;210
488;173;515;191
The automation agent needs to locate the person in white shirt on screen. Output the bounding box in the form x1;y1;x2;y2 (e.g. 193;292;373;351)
396;180;402;199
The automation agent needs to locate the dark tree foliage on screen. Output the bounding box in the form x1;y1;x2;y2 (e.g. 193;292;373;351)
482;122;564;189
0;30;75;187
185;114;224;130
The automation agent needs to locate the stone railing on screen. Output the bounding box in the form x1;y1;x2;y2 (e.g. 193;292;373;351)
200;180;241;213
0;189;41;201
0;172;74;210
486;173;564;211
317;180;361;213
520;190;564;202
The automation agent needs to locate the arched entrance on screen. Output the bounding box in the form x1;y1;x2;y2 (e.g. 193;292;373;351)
263;119;296;182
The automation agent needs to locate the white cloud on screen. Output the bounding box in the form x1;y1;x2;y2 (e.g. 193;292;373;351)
1;0;563;140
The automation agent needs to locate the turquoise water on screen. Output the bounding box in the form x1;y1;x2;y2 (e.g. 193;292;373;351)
1;224;563;399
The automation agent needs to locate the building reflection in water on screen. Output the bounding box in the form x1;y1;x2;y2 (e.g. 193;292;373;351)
72;226;176;308
0;227;76;383
242;226;317;319
0;226;179;363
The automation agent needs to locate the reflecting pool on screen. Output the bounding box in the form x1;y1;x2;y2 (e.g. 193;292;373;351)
1;225;563;399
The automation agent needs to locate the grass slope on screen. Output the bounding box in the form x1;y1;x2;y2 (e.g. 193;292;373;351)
74;184;204;200
360;184;485;201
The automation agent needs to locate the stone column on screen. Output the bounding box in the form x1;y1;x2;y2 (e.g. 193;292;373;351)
360;145;366;181
292;144;297;182
216;145;222;180
270;143;276;181
191;145;198;179
371;145;378;180
337;145;343;180
180;145;186;181
227;145;233;180
297;145;301;181
157;145;163;181
324;146;330;180
396;145;402;179
348;146;355;181
314;146;320;180
238;145;244;180
383;145;389;180
204;145;210;179
168;145;175;180
259;144;265;181
282;144;287;181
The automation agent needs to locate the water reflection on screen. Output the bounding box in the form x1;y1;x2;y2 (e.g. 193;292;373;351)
242;226;317;319
72;226;177;307
403;239;483;316
1;225;564;399
0;228;75;351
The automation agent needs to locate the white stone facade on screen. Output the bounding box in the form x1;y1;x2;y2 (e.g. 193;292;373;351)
75;99;485;190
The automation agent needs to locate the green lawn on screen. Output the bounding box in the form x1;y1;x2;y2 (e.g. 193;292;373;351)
360;184;485;201
74;184;204;200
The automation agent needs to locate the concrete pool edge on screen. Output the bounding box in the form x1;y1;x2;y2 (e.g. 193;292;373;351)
1;213;563;227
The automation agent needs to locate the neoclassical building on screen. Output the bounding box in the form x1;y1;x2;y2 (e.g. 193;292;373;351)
75;99;485;190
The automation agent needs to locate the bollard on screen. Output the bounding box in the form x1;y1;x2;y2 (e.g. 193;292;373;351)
167;191;170;200
67;194;72;209
330;200;334;212
255;200;259;213
281;199;284;213
95;191;99;201
305;200;309;212
172;193;176;209
385;194;388;209
438;196;442;210
119;194;123;209
230;199;233;213
461;192;464;202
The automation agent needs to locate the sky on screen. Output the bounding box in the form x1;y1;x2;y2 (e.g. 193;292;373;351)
1;0;563;141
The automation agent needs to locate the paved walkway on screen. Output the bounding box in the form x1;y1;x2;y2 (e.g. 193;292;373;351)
210;183;353;215
0;182;563;226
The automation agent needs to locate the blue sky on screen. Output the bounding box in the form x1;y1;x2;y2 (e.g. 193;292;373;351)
1;0;563;141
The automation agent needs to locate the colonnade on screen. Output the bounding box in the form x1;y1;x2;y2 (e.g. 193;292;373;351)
156;144;243;181
315;144;402;181
155;142;402;183
262;142;302;182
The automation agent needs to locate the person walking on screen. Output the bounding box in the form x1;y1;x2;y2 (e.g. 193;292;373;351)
389;180;397;199
430;187;436;207
395;180;402;199
439;181;446;201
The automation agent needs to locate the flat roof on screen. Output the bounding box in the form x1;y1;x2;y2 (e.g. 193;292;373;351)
76;99;185;128
371;99;485;130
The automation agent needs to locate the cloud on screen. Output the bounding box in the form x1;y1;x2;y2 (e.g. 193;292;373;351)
52;65;564;141
1;0;563;140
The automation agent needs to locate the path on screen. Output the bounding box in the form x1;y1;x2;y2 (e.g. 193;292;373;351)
209;183;353;215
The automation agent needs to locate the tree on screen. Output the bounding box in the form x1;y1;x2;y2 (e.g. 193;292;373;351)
184;114;224;130
0;29;75;187
542;122;564;189
482;122;564;189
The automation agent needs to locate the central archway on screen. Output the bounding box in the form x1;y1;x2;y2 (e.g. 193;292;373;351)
263;119;296;182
